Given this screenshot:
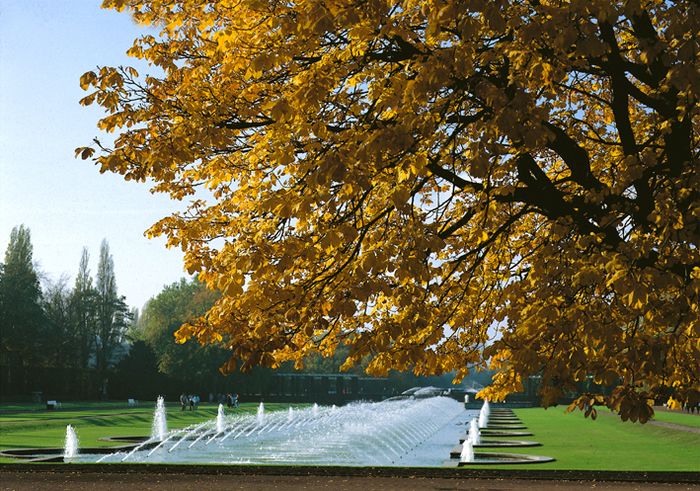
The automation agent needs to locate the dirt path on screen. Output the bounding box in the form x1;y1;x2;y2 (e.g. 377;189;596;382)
1;471;699;491
647;420;700;434
589;407;700;435
648;408;700;434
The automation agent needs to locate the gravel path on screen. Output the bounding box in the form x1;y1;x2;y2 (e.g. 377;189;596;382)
1;471;699;491
647;420;700;434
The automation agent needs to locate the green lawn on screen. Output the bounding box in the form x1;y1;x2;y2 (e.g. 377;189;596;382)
466;407;700;471
0;401;134;412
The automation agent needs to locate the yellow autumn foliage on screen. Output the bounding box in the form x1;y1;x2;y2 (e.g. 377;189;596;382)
81;0;699;421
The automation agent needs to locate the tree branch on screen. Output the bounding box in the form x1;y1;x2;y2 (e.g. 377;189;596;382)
216;118;273;130
426;162;484;191
599;22;638;156
542;121;601;189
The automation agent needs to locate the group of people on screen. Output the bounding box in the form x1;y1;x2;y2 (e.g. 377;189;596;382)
662;400;700;414
225;392;239;408
682;402;699;414
179;392;239;410
179;393;200;411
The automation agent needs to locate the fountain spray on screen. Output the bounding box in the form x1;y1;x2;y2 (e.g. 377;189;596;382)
460;439;474;463
469;418;481;445
216;404;225;433
63;424;78;460
257;402;265;425
151;396;168;440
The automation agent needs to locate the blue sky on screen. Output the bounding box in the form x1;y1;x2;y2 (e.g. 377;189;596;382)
0;0;186;309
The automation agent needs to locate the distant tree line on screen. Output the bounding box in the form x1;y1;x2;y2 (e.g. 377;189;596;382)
0;225;484;403
0;225;131;399
123;277;489;402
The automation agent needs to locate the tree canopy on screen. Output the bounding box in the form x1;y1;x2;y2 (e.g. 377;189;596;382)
0;225;44;368
0;228;140;397
80;0;699;421
135;277;224;384
94;240;132;394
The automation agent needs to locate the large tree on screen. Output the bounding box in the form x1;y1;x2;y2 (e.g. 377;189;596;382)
135;277;224;386
80;0;698;420
69;248;98;370
0;225;45;379
41;276;75;369
94;239;131;396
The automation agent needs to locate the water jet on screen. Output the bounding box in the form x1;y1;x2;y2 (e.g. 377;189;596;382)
63;425;78;460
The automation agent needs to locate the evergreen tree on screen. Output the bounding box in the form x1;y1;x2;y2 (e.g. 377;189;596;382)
94;239;131;397
69;247;97;370
0;225;44;389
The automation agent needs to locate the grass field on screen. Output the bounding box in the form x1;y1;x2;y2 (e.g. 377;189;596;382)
464;407;700;471
1;401;698;470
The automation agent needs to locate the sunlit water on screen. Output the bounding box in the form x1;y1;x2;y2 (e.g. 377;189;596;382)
151;396;167;441
216;404;225;434
468;418;480;444
257;402;265;425
64;424;78;459
460;439;474;463
86;397;472;466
